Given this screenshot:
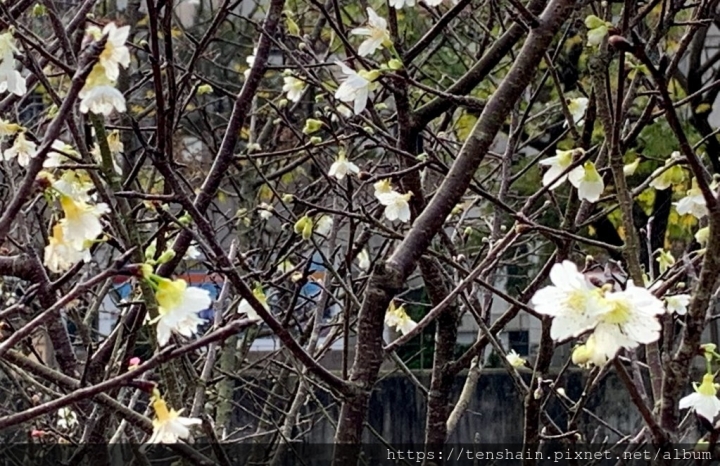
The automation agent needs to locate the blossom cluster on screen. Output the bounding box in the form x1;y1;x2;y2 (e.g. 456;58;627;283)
531;261;673;367
42;167;110;273
80;23;130;116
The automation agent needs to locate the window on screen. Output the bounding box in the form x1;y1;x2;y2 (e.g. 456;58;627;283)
508;330;529;356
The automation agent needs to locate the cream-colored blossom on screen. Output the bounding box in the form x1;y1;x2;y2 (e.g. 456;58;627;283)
377;190;413;222
79;85;126;115
238;285;268;322
58;195;109;248
385;302;416;335
568;161;604;202
506;350;526;368
3;132;36;166
147;393;201;443
94;23;131;81
350;8;391;57
282;74;305;102
679;374;720;423
44;224;91;273
539;149;583;189
357;249;370;271
328;151;360;180
665;294;691;315
566;97;589;127
334;62;379;114
152;278;210;346
531;260;609;341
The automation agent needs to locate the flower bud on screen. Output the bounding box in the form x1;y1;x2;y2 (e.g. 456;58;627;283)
144;242;157;261
156;249;176;264
387;58;403;70
178;213;192;226
197;84;213;95
33;4;46;16
696;439;710;451
533;386;543;400
302;221;313;240
702;343;717;361
294;215;310;234
302;118;323;135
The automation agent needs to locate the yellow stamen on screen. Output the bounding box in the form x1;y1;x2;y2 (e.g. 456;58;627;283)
152;397;172;422
603;299;631;325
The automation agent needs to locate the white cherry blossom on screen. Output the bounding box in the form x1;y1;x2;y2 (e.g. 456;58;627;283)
377;190;412;222
282;74;305;102
334;62;378;114
152;278;210;346
539;149;582;189
350;8;391;57
589;280;665;365
3;132;36;166
148;394;201;443
568;161;604;202
328;151;360;180
679;374;720;423
531;260;609;341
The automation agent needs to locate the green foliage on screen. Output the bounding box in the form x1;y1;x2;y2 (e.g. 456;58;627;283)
638;121;679;157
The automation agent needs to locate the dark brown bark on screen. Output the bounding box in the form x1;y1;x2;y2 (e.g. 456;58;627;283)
421;259;459;448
